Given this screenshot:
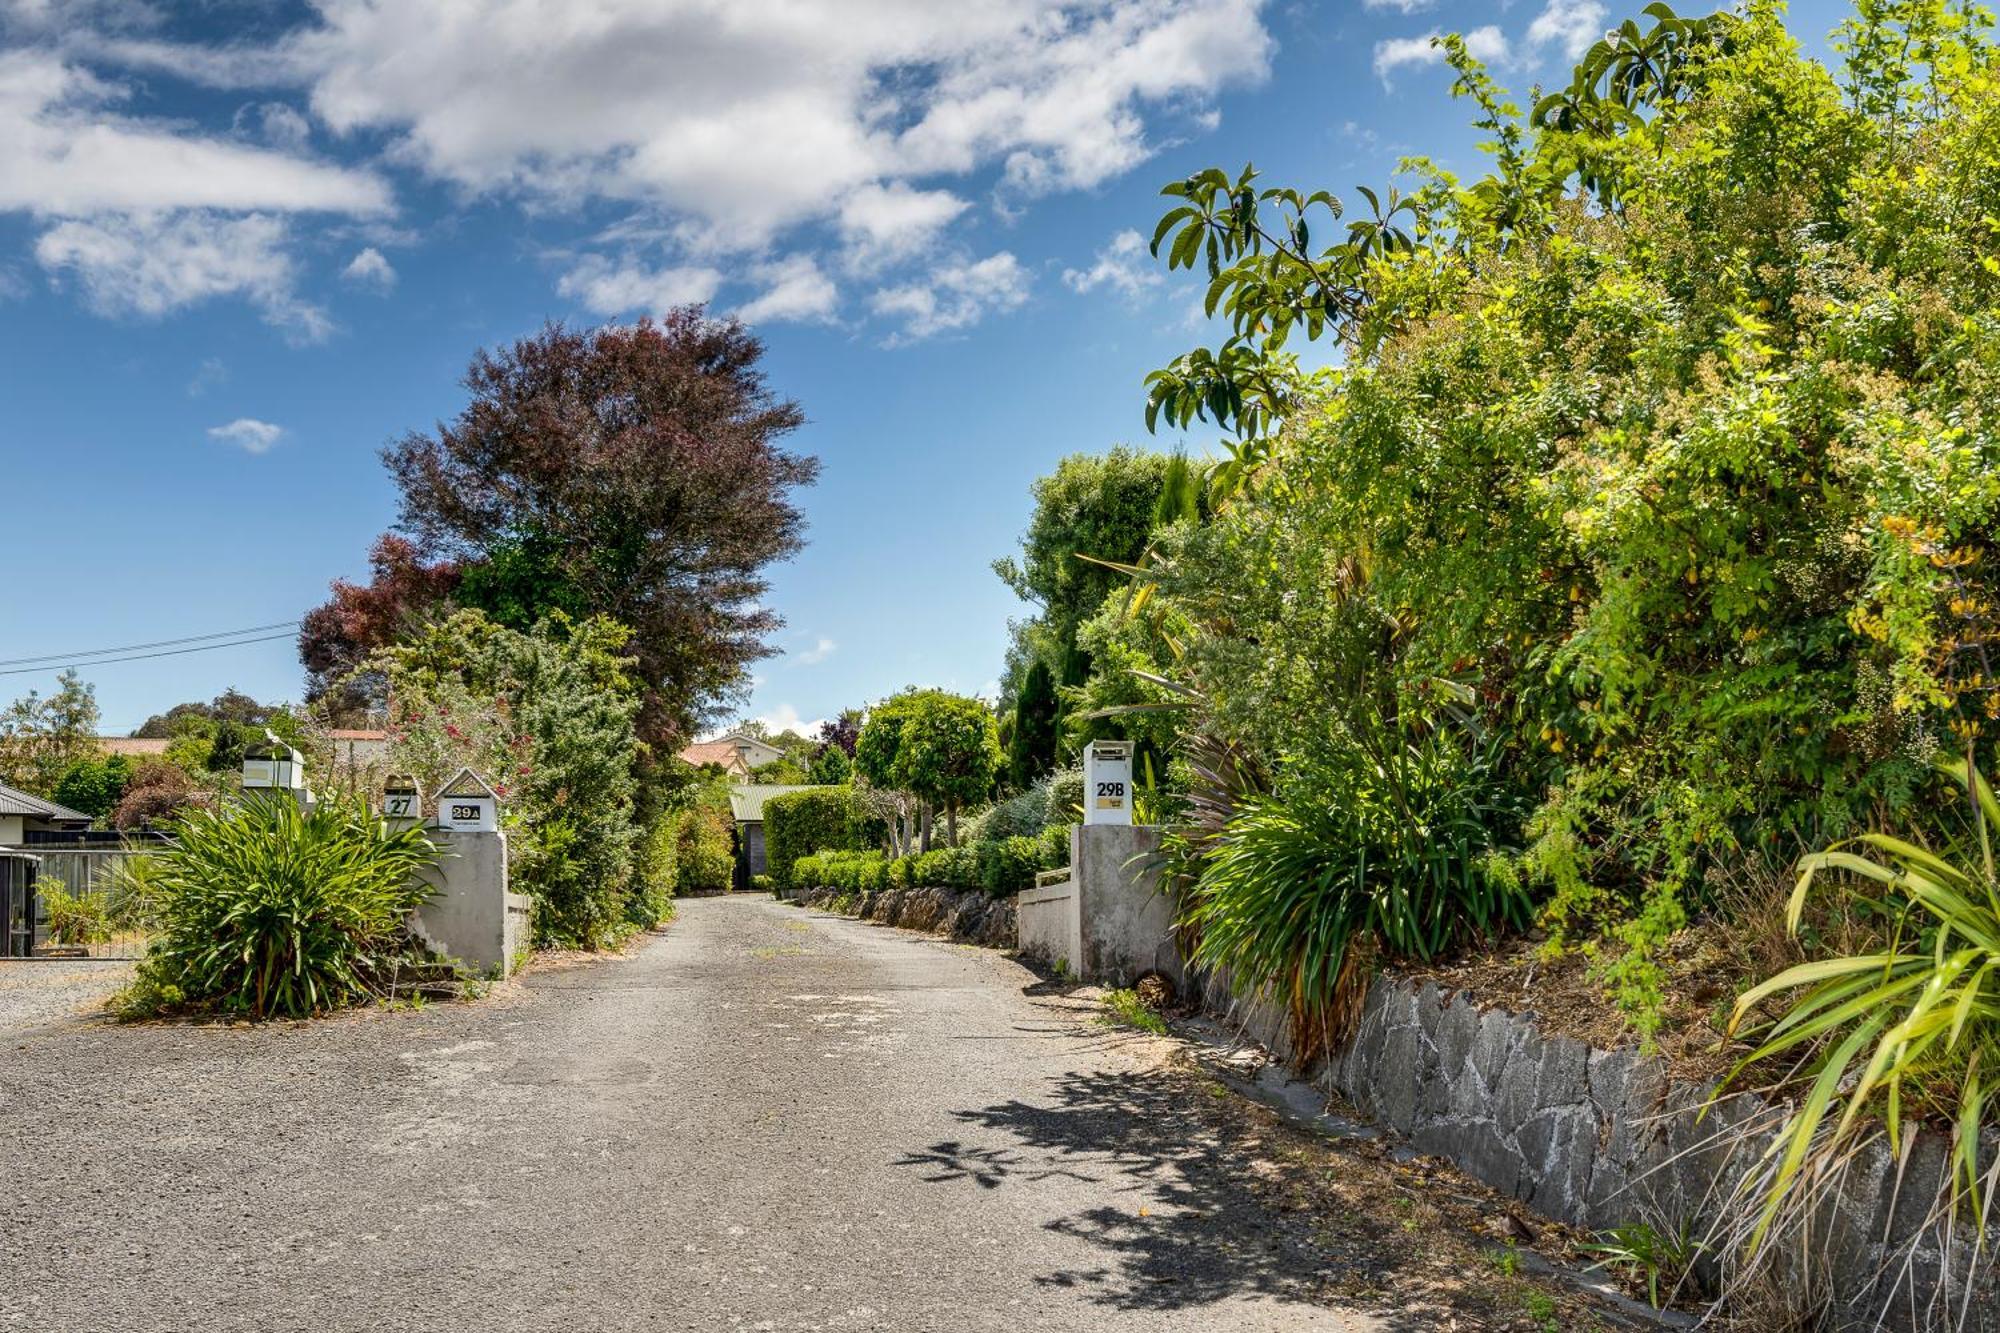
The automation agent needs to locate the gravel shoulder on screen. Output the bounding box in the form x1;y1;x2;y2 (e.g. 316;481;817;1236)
0;958;132;1033
2;895;1633;1332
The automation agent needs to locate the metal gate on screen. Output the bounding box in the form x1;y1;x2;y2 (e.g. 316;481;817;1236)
0;853;35;958
6;834;164;960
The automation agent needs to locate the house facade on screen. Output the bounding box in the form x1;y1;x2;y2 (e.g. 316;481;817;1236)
678;731;785;779
0;784;92;848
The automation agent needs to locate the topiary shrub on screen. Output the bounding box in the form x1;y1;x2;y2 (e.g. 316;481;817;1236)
120;795;439;1020
763;785;869;888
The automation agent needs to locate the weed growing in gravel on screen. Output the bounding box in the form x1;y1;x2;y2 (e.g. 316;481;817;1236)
1097;987;1167;1035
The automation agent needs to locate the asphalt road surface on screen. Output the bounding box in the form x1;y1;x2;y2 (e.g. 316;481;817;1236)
4;895;1609;1332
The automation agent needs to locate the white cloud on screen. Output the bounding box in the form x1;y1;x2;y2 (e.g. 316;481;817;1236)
1526;0;1608;59
791;636;838;667
837;182;969;271
1362;0;1435;12
207;417;284;455
735;254;837;325
557;255;723;315
1063;228;1159;298
242;101;312;153
871;251;1028;342
745;703;828;738
0;51;388;217
1373;26;1510;86
287;1;1271;247
35;211;332;341
341;245;396;290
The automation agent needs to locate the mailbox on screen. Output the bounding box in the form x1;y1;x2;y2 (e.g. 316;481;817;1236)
242;735;305;791
380;774;421;826
1082;739;1133;826
436;767;499;833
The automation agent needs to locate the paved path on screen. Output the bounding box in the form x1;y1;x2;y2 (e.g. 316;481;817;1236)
3;896;1614;1332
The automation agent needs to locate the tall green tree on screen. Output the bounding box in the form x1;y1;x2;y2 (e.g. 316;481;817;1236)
1007;659;1059;789
0;670;101;797
892;691;1004;847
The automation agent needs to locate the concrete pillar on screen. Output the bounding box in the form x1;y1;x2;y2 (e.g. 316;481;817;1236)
410;828;533;977
1017;824;1184;987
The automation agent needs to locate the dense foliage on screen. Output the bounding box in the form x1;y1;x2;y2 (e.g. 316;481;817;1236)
375;610;647;947
762;785;871;889
794;826;1066;899
0;670;99;797
306;314;817;746
1105;0;2000;1045
123;795;438;1019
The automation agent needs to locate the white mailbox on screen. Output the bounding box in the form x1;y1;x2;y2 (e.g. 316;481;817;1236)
242;737;306;791
436;767;499;833
1083;739;1134;826
380;775;422;826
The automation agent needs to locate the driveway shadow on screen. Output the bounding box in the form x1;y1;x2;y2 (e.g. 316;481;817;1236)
896;1064;1642;1330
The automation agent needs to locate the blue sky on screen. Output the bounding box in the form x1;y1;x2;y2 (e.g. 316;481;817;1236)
0;0;1846;738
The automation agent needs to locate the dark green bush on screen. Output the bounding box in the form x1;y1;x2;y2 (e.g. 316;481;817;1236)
763;785;870;887
123;795;439;1019
674;804;734;892
52;755;131;823
793;850;884;891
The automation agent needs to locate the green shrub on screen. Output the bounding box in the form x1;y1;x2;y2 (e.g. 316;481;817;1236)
793;850;886;891
1043;768;1084;828
977;835;1048;896
968;784;1050;844
52;755;132;824
763;786;869;887
674;804;734;892
750;874;775;894
1185;731;1529;1063
122;795;439;1019
40;878;110;945
627;814;677;927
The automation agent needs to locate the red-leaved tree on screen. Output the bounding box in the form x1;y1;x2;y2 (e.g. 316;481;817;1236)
299;534;461;720
365;312;814;746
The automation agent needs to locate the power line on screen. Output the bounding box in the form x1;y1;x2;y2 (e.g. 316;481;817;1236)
0;632;301;678
0;620;299;668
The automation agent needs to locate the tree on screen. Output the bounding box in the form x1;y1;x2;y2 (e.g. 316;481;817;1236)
299;534;461;719
807;743;852;785
1007;659;1059;789
0;671;101;796
818;709;863;757
891;690;1003;847
994;447;1174;659
380;314;817;746
52;754;131;823
854;692;925;855
133;688;290;739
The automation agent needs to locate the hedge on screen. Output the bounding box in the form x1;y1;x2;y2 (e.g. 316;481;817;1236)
763;785;871;888
793;826;1068;900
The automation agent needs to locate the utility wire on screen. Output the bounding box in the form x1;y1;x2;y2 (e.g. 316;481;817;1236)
0;620;299;668
0;632;300;678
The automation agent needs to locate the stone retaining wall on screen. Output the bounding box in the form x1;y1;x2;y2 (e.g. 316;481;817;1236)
790;882;1015;949
1323;974;1997;1332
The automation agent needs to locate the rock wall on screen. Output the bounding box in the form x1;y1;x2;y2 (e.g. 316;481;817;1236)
791;882;1015;950
1325;975;1997;1332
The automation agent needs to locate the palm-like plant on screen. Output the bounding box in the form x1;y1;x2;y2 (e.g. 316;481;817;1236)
138;795;439;1019
1724;756;2000;1262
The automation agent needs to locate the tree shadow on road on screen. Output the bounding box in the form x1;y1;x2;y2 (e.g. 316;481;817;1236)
896;1063;1641;1330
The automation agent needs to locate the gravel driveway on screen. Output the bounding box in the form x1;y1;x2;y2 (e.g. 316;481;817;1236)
2;895;1625;1332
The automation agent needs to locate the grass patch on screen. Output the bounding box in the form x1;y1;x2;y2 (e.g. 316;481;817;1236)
1098;987;1168;1035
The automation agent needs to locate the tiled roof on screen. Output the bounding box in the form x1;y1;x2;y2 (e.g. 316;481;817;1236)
680;740;749;768
0;783;92;825
95;737;171;757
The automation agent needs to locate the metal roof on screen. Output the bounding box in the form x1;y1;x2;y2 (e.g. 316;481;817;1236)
0;782;92;825
726;784;825;823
